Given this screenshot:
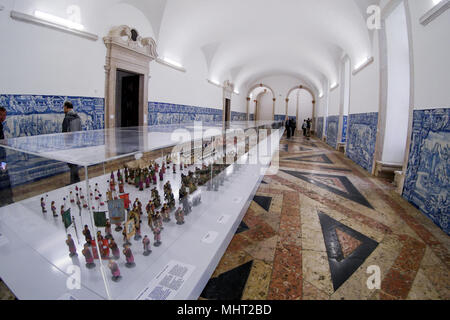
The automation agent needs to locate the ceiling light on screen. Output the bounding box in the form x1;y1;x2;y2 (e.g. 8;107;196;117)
34;10;84;30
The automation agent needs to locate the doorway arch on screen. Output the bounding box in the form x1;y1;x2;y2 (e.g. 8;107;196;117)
247;83;276;121
103;25;158;128
286;85;316;132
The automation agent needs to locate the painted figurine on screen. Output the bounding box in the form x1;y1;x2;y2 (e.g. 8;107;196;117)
69;191;75;203
66;234;78;257
108;259;121;282
134;223;142;241
95;184;100;200
82;244;96;269
173;164;176;174
109;239;120;260
143;235;151;256
82;225;92;245
41;197;47;213
119;179;124;194
51;201;57;217
123;244;135;268
99;192;105;206
153;227;162;247
79;188;85;199
162;204;170;222
122;228;131;247
105;219;112;239
175;207;185;225
115;222;122;232
145;175;150;188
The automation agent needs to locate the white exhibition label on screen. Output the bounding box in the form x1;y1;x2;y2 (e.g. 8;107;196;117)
201;231;218;244
217;214;230;224
0;231;9;247
136;260;196;300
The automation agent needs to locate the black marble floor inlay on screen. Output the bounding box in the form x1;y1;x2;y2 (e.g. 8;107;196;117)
200;261;254;300
319;166;352;172
284;154;333;164
253;195;272;212
235;220;249;234
318;212;379;292
280;144;289;152
281;170;374;209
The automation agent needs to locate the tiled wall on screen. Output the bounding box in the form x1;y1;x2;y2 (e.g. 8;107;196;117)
274;114;285;122
316;117;324;140
403;108;449;235
249;114;255;121
342;115;348;143
0;94;105;187
0;95;247;187
326;115;339;149
231;111;247;121
148;102;222;125
346;112;378;173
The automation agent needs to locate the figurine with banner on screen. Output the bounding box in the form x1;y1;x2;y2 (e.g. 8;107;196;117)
122;219;135;247
62;208;72;230
108;198;126;233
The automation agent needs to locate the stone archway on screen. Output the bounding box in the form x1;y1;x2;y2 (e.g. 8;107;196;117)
103;25;158;128
286;85;316;132
246;83;276;121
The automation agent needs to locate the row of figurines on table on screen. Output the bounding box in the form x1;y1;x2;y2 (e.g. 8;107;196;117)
64;197;195;283
38;155;234;239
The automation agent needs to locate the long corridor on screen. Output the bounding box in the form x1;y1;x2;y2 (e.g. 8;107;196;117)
201;132;450;300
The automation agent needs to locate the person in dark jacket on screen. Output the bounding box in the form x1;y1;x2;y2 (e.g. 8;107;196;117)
290;118;297;137
62;101;82;184
285;117;291;139
0;107;13;206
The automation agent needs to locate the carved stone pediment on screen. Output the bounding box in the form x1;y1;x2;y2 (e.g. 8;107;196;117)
103;25;158;59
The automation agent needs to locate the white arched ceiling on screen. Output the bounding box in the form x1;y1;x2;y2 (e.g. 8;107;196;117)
123;0;377;96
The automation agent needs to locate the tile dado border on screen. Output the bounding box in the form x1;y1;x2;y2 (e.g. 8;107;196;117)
403;108;449;235
346;112;378;173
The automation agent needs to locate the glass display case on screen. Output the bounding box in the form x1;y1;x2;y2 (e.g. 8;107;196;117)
0;120;284;300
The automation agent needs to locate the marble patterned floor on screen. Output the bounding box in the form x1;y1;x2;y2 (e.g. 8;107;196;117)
200;133;450;300
1;133;449;300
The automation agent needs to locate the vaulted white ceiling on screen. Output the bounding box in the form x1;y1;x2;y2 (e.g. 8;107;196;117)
123;0;379;95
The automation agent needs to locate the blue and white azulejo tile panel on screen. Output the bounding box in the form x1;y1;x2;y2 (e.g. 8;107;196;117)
231;111;247;121
341;115;348;143
403;108;449;235
0;94;104;138
274;115;285;122
346;112;378;173
148;102;222;125
0;94;105;187
326;115;339;149
316;117;324;140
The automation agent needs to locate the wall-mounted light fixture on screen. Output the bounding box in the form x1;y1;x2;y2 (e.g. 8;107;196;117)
34;10;84;30
352;57;374;76
156;57;186;72
330;83;339;91
10;10;98;41
233;89;240;95
319;92;324;98
207;79;223;88
420;0;449;25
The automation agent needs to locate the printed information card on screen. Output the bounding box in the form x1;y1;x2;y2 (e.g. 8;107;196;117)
136;260;196;300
